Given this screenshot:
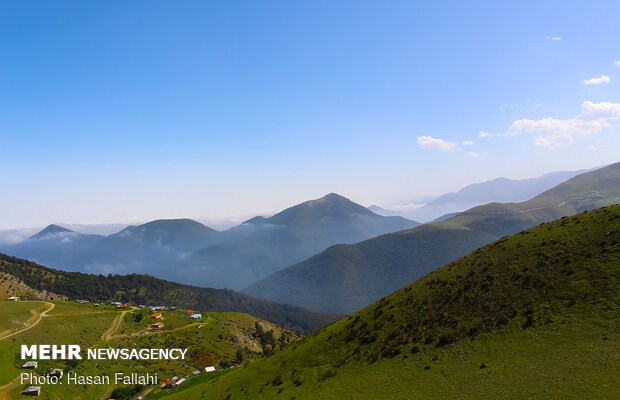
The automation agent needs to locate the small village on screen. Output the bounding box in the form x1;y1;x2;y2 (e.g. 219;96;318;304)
13;298;239;398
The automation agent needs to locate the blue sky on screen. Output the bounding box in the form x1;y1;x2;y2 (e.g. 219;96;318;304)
1;1;619;228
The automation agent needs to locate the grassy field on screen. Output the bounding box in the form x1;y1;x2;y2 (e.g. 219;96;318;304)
0;301;117;399
0;301;296;399
159;204;620;399
0;301;49;338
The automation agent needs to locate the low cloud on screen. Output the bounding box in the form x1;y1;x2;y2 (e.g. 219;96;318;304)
34;231;79;241
382;203;426;212
478;131;492;138
582;75;611;85
461;140;475;145
545;36;562;41
0;229;36;245
417;136;459;151
586;145;597;151
466;152;480;157
614;60;620;67
508;101;620;149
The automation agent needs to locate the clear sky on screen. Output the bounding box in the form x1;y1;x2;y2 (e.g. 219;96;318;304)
1;1;619;228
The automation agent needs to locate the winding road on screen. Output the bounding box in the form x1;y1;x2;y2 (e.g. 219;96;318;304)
100;309;132;342
0;301;55;341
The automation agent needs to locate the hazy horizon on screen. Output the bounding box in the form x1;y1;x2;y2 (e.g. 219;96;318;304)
0;161;607;233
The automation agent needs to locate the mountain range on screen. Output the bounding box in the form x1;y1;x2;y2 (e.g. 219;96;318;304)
3;165;614;305
244;161;620;314
1;193;418;290
375;169;590;222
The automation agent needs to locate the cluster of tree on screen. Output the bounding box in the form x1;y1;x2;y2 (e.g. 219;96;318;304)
0;253;337;333
254;321;277;355
109;385;144;399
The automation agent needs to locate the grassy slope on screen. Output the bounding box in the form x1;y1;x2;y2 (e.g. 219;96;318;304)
0;255;337;333
245;161;620;314
165;204;620;399
0;301;118;399
0;301;297;399
0;301;49;337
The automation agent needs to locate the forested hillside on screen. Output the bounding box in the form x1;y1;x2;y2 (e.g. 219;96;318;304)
0;254;337;333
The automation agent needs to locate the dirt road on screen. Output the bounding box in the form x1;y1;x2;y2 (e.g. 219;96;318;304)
0;302;55;341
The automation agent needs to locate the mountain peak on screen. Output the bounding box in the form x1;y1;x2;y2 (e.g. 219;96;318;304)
265;193;377;227
139;218;214;231
30;224;74;239
306;193;352;206
323;192;345;200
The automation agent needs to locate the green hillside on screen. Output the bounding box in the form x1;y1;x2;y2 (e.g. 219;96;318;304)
245;161;620;314
0;301;298;399
168;204;620;399
0;254;337;333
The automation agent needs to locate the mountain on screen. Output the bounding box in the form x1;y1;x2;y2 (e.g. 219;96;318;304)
244;161;620;314
233;193;417;244
75;218;221;272
1;194;418;290
173;193;419;289
29;223;72;238
1;224;105;270
1;219;219;274
0;253;337;333
110;218;218;248
401;169;591;222
259;193;399;226
160;204;620;399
